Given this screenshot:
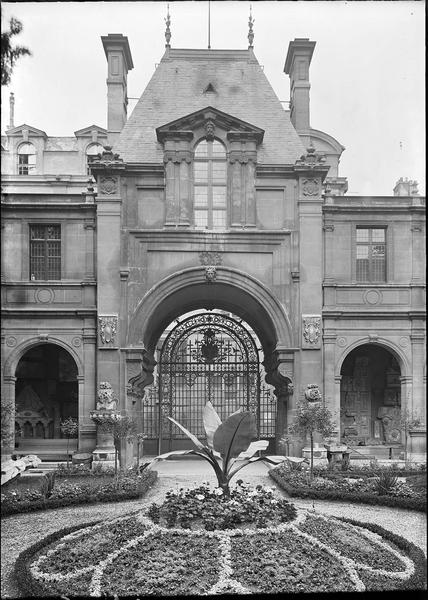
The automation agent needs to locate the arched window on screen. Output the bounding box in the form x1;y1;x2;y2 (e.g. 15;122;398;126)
86;143;104;174
18;142;36;175
193;139;227;230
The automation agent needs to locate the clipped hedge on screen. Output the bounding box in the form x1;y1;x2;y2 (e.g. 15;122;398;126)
338;517;427;592
14;520;101;598
269;468;426;512
15;512;427;596
1;469;157;517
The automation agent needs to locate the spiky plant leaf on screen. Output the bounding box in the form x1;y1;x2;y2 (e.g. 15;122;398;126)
213;411;258;465
167;416;205;450
236;439;269;459
202;401;222;448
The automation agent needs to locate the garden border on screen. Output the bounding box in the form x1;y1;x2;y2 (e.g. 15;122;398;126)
1;469;157;517
14;513;427;596
269;468;426;512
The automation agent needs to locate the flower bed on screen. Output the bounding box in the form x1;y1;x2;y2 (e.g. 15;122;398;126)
15;485;426;596
147;481;297;530
269;466;426;512
1;469;157;517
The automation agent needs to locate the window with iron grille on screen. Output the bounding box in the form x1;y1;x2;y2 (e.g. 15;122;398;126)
30;225;61;280
356;227;386;282
194;139;227;230
18;142;36;175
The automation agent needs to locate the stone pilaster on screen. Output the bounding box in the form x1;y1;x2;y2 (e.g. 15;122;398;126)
294;147;329;387
89;147;125;394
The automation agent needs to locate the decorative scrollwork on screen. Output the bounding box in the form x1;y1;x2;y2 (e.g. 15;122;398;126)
98;315;118;346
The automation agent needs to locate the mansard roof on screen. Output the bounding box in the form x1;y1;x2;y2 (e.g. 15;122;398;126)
116;48;305;164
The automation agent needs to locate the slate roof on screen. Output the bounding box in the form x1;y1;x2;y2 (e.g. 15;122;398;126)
116;48;305;165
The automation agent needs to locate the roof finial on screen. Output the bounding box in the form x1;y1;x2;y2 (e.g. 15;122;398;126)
248;4;254;49
165;3;171;48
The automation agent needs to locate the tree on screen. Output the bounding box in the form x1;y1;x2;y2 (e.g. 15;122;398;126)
60;417;78;469
1;11;31;86
94;413;137;476
288;399;336;479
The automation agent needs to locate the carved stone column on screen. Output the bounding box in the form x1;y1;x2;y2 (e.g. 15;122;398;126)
264;350;295;453
158;131;193;228
1;375;16;462
227;132;258;228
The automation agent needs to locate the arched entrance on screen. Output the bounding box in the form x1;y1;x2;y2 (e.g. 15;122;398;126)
14;344;78;457
139;310;277;454
340;344;402;452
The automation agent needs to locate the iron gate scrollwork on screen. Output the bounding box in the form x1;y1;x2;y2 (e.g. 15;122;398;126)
155;312;276;451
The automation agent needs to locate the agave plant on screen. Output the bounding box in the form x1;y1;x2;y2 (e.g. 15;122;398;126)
151;402;278;495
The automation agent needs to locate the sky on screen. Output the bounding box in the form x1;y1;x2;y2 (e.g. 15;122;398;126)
1;0;425;195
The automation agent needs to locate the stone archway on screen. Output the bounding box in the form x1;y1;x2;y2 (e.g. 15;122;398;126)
125;267;295;453
2;340;81;460
339;344;403;455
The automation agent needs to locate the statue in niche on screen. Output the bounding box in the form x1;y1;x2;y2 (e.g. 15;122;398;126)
96;381;118;411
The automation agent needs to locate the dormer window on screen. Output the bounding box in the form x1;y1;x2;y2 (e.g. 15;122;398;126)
194;139;227;230
18;142;36;175
86;143;105;174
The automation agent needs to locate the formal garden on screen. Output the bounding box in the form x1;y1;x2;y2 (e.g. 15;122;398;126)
2;400;426;596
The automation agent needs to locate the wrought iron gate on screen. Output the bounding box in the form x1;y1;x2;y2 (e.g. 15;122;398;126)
152;312;276;452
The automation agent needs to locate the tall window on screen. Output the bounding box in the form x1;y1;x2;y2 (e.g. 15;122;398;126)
86;143;104;174
30;225;61;280
18;142;36;175
194;139;227;230
356;228;386;282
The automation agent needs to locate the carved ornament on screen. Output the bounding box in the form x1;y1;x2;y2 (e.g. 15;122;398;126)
98;315;118;346
302;178;320;197
96;381;118;411
199;251;222;266
99;176;118;195
302;315;321;348
304;383;322;403
204;119;216;140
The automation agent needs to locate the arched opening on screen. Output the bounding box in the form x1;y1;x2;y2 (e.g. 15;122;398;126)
140;309;277;455
14;344;78;457
193;138;227;230
17;141;36;175
340;344;402;454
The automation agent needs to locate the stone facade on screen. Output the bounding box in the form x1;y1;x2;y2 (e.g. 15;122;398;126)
1;34;425;463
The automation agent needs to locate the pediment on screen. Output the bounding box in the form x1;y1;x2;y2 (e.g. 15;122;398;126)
6;124;47;138
156;106;264;144
74;124;108;138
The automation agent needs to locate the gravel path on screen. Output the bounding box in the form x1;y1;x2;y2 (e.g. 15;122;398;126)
2;460;426;598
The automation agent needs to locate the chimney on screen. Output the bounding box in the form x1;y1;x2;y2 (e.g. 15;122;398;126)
101;34;134;147
393;177;419;196
9;92;15;129
284;38;316;132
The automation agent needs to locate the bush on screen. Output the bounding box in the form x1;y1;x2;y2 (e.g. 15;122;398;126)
371;468;399;495
1;469;157;517
269;467;426;512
